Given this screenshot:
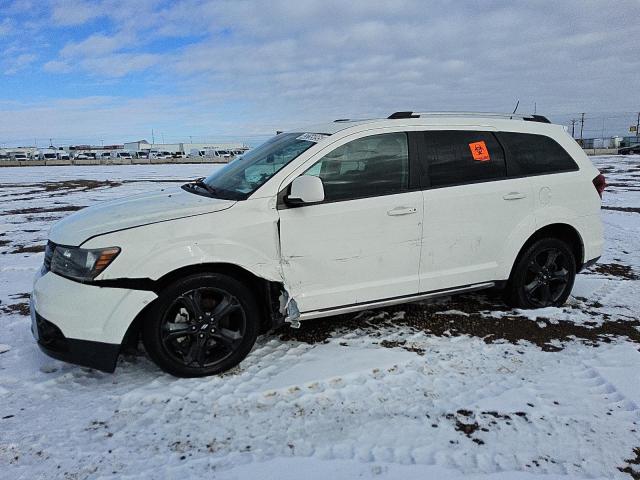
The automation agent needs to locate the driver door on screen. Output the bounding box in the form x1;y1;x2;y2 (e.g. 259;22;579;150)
277;132;423;313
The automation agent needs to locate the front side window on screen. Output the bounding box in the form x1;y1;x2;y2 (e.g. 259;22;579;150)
422;131;506;188
496;132;579;176
304;132;409;202
201;133;317;199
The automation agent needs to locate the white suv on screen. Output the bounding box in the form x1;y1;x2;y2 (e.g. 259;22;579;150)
31;112;605;377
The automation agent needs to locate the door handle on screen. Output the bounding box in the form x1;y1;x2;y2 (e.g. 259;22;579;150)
387;206;418;216
502;192;527;200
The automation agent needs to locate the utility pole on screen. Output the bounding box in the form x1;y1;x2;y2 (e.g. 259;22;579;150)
152;129;155;145
570;119;578;138
579;113;585;142
636;112;640;142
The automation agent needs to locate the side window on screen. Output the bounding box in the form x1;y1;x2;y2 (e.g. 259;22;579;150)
422;131;506;188
304;132;409;202
497;132;579;176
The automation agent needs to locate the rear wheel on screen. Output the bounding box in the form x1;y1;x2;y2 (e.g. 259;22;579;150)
142;273;259;377
505;238;576;309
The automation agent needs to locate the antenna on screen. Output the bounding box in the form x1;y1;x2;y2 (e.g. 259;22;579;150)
512;100;520;114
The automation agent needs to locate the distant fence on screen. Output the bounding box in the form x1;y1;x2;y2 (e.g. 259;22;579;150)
0;157;231;168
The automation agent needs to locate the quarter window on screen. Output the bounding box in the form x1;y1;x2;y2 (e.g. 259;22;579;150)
422;131;506;188
496;132;579;176
304;133;409;202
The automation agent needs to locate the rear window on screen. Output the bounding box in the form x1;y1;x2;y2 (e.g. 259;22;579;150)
496;132;579;176
421;131;506;188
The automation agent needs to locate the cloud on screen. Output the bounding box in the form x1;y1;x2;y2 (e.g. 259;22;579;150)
42;60;72;73
60;33;134;58
4;53;38;75
50;0;102;26
159;0;640;123
79;53;161;77
0;19;13;36
2;0;640;144
0;94;207;144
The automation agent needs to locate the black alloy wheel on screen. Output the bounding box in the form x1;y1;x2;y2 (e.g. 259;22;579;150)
522;248;571;307
160;287;246;368
143;273;260;377
505;238;576;309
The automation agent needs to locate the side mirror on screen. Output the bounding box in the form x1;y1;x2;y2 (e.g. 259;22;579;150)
285;175;325;206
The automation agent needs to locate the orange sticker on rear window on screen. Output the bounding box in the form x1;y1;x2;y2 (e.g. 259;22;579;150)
469;141;491;161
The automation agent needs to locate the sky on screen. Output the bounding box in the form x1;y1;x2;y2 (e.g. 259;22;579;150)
0;0;639;147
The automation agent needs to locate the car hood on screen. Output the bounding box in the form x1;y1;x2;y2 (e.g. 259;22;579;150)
49;186;235;246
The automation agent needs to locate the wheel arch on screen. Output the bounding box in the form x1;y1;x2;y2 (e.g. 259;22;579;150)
121;262;285;350
507;223;584;282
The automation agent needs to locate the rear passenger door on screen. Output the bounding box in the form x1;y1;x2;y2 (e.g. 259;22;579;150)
417;130;535;292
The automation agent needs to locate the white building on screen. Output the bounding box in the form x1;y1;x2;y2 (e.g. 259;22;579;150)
123;140;152;152
123;140;248;155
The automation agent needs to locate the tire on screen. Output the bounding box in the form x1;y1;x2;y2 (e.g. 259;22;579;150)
142;273;260;377
504;238;576;309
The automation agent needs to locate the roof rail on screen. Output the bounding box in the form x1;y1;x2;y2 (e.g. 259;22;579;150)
388;111;419;119
387;111;551;123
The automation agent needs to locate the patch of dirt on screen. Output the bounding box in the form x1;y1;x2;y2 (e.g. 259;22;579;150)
0;302;30;316
10;293;30;300
602;206;640;214
619;447;640;479
591;263;639;280
0;239;9;247
379;339;425;355
10;244;45;254
4;205;86;215
440;409;534;447
0;179;123;199
277;293;640;351
0;178;192;200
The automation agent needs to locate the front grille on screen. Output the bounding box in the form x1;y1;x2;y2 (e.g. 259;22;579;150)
43;241;55;272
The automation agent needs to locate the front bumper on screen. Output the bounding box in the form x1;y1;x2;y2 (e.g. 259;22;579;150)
31;303;120;372
31;271;157;372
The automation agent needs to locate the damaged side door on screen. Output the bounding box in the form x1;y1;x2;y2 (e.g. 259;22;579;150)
276;131;423;314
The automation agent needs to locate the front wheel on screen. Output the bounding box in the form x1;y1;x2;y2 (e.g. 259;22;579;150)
505;238;576;309
142;273;260;377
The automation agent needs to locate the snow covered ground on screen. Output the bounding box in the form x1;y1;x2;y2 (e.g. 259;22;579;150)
0;158;639;479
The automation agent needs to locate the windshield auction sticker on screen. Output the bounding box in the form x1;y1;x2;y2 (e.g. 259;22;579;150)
297;133;329;143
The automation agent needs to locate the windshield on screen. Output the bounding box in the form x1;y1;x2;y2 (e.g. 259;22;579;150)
200;133;317;199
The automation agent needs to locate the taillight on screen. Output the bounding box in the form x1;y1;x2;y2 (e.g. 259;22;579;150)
593;173;606;199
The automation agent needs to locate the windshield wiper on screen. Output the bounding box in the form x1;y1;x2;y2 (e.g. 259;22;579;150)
183;177;220;197
183;177;246;200
194;177;219;195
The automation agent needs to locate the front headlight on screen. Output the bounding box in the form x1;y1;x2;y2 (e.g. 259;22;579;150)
50;245;120;282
